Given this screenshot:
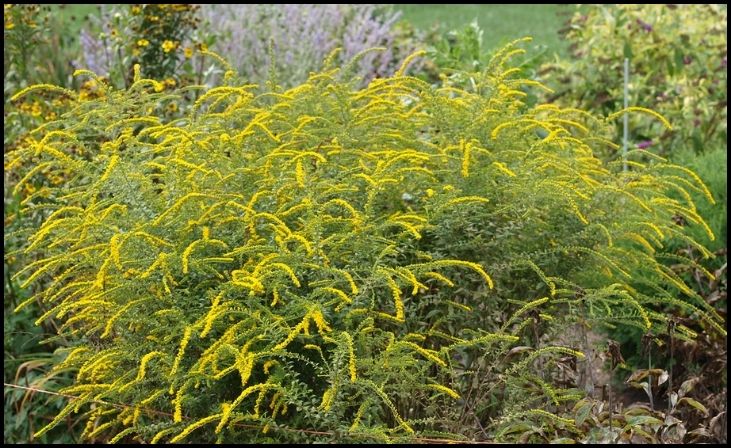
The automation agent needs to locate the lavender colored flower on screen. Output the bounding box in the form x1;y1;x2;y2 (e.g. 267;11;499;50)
722;55;727;68
636;140;653;150
198;4;413;88
78;27;112;75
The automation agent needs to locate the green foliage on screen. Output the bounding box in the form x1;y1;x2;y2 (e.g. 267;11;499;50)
543;4;727;159
5;195;80;444
671;146;727;251
539;5;727;371
78;4;205;90
419;21;548;91
5;39;723;443
4;4;86;152
4;4;79;92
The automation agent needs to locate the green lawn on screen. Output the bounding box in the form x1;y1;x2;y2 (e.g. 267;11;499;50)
395;4;577;57
56;4;99;29
54;4;101;52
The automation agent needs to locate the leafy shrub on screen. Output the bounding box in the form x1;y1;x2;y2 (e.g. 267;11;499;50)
671;147;727;252
542;4;727;159
4;4;88;150
538;5;727;374
419;20;549;93
197;4;412;88
78;4;203;90
4;4;80;91
5;39;723;443
4;6;92;443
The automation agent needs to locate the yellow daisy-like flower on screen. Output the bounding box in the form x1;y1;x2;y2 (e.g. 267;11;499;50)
426;188;435;198
184;47;193;59
161;40;177;53
131;5;141;15
137;38;149;47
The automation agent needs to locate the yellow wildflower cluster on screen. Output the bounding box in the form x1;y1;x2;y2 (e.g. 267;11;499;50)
10;37;721;444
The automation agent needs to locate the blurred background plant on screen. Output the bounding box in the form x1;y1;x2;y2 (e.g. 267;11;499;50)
4;4;88;151
197;4;415;88
5;5;78;93
77;4;205;90
542;4;727;155
415;20;550;110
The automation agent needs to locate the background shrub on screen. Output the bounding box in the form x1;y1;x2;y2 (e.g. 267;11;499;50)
542;4;727;158
78;4;204;90
197;4;412;88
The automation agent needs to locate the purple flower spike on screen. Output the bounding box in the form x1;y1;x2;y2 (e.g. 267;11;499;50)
637;140;653;150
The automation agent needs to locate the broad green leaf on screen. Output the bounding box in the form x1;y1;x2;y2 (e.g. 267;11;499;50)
678;397;708;416
575;399;594;426
626;415;663;427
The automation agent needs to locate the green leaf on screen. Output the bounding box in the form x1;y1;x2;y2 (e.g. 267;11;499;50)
575;399;593;426
678;397;709;416
626;415;663;427
631;426;657;442
678;377;700;398
692;128;704;152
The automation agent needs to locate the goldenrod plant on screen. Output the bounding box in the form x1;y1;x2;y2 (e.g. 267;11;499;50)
5;40;723;443
536;5;726;381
